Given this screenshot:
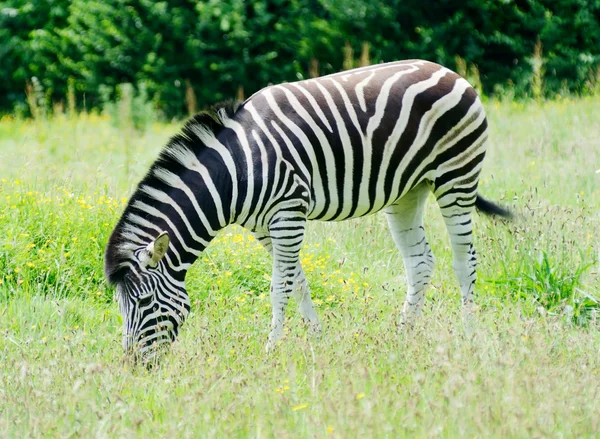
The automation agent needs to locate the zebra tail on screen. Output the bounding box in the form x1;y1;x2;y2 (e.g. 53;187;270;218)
475;195;512;219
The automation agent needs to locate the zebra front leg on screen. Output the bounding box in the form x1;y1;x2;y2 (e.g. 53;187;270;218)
385;183;435;327
265;214;318;352
266;265;292;353
291;266;321;335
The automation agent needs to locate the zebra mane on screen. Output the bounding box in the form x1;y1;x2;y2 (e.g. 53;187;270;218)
182;99;241;136
104;100;242;285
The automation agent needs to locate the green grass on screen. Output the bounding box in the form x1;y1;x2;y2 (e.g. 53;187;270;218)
1;97;599;437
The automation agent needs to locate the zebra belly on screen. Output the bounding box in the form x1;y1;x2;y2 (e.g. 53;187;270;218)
305;169;426;222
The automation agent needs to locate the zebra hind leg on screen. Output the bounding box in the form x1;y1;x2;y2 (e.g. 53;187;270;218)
385;183;435;327
265;214;319;352
435;187;478;318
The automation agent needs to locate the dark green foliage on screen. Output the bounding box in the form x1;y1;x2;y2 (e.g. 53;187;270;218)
2;0;600;117
0;0;70;111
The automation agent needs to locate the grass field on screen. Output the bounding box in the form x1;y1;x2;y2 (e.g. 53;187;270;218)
1;97;599;437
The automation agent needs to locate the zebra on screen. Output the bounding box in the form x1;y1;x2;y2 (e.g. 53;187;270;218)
104;59;510;363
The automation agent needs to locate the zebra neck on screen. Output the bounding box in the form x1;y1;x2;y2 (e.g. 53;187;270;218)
159;163;232;269
143;111;266;273
136;155;239;274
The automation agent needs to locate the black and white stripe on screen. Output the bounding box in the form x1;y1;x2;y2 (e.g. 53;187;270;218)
105;59;510;361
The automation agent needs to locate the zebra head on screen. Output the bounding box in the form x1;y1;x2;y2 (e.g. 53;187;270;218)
110;231;191;365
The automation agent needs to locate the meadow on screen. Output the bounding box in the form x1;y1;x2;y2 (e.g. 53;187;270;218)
0;97;599;437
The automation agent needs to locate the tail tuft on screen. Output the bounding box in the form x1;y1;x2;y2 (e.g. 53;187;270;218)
475;195;512;219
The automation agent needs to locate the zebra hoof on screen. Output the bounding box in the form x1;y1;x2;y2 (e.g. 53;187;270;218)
399;313;417;330
265;330;281;354
265;339;278;354
461;306;478;338
308;321;322;337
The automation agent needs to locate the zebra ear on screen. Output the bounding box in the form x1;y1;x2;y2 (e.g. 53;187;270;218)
143;231;170;266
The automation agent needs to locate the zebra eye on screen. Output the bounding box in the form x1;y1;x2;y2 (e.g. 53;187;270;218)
137;294;153;307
